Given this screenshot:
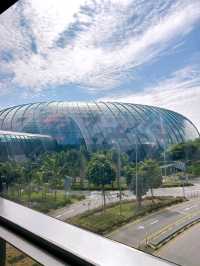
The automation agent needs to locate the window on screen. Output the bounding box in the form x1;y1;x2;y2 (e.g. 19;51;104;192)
0;1;199;265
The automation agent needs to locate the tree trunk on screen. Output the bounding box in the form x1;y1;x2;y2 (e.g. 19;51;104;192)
136;194;142;208
150;187;155;203
102;186;106;212
54;189;57;201
28;183;31;202
19;183;22;198
88;180;90;190
17;184;20;198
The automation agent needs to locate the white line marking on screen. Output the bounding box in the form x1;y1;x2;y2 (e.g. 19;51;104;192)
183;204;198;211
138;225;145;230
56;209;75;218
150;219;159;225
64;209;75;214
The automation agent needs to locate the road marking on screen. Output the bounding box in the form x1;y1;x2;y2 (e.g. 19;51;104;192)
56;209;75;218
138;225;145;230
109;200;200;237
145;209;200;245
183;204;198;211
150;219;159;225
64;209;75;214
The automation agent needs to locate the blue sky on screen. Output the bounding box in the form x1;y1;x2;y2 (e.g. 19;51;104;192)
0;0;200;128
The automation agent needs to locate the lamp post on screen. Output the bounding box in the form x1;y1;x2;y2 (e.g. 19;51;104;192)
131;130;138;204
160;114;167;178
135;138;138;203
111;140;122;215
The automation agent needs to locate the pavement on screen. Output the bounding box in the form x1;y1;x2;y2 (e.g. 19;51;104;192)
50;177;200;221
108;199;200;248
50;190;134;220
49;179;200;266
155;223;200;266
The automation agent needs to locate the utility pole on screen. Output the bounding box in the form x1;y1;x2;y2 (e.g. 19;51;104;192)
135;139;138;203
112;140;122;215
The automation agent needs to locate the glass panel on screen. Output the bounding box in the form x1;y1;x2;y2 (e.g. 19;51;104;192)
6;242;41;266
0;1;199;266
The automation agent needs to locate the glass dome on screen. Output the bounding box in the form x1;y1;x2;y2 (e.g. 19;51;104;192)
0;101;198;154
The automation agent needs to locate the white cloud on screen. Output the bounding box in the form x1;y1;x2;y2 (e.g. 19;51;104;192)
101;65;200;130
21;0;85;53
0;0;200;92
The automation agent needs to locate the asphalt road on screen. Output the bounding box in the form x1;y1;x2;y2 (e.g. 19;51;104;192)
50;191;135;220
50;179;200;221
156;223;200;266
108;199;200;248
49;179;200;266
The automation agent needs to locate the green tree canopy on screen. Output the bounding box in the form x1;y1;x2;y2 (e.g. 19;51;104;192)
124;159;162;206
124;164;148;206
167;138;200;161
86;153;116;209
139;159;162;199
87;153;116;187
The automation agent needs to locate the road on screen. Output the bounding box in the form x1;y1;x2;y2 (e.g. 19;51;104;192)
50;178;200;221
50;191;134;220
155;223;200;266
49;179;200;266
108;199;200;248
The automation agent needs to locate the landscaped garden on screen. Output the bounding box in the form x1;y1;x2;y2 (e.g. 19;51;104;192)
67;196;185;235
3;189;85;213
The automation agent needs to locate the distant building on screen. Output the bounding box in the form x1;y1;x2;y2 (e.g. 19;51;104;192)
0;130;56;161
0;101;199;159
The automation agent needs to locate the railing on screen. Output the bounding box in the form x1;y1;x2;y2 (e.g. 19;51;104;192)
0;197;175;266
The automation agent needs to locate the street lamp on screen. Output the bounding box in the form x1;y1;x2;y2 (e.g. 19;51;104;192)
160;114;167;178
131;130;138;203
111;140;122;215
135;138;138;203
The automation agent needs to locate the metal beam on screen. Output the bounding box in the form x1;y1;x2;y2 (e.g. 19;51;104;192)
0;238;6;266
0;197;175;266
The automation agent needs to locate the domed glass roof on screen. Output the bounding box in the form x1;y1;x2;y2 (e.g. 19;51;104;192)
0;101;198;153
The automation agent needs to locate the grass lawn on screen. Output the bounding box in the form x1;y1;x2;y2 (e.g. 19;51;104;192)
67;196;185;235
6;244;41;266
161;175;193;188
3;190;85;213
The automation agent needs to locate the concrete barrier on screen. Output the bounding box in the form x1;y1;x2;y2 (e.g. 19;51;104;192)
148;215;200;250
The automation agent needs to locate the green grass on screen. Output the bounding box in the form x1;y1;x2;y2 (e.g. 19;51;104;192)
3;189;85;213
68;196;185;235
161;182;193;188
7;253;27;264
6;243;42;266
161;175;193;188
72;180;128;190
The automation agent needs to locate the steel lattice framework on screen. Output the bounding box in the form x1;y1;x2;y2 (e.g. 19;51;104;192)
0;101;198;154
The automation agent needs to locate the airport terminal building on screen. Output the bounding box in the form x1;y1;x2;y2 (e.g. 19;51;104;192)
0;101;199;159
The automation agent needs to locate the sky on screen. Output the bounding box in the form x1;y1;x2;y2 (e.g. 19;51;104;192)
0;0;200;128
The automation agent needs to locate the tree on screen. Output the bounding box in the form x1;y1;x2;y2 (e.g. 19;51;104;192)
124;164;148;207
58;150;87;184
139;159;162;202
0;161;25;196
188;161;200;176
86;153;116;210
106;149;129;168
167;138;200;161
22;160;40;201
124;160;162;207
41;153;63;200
